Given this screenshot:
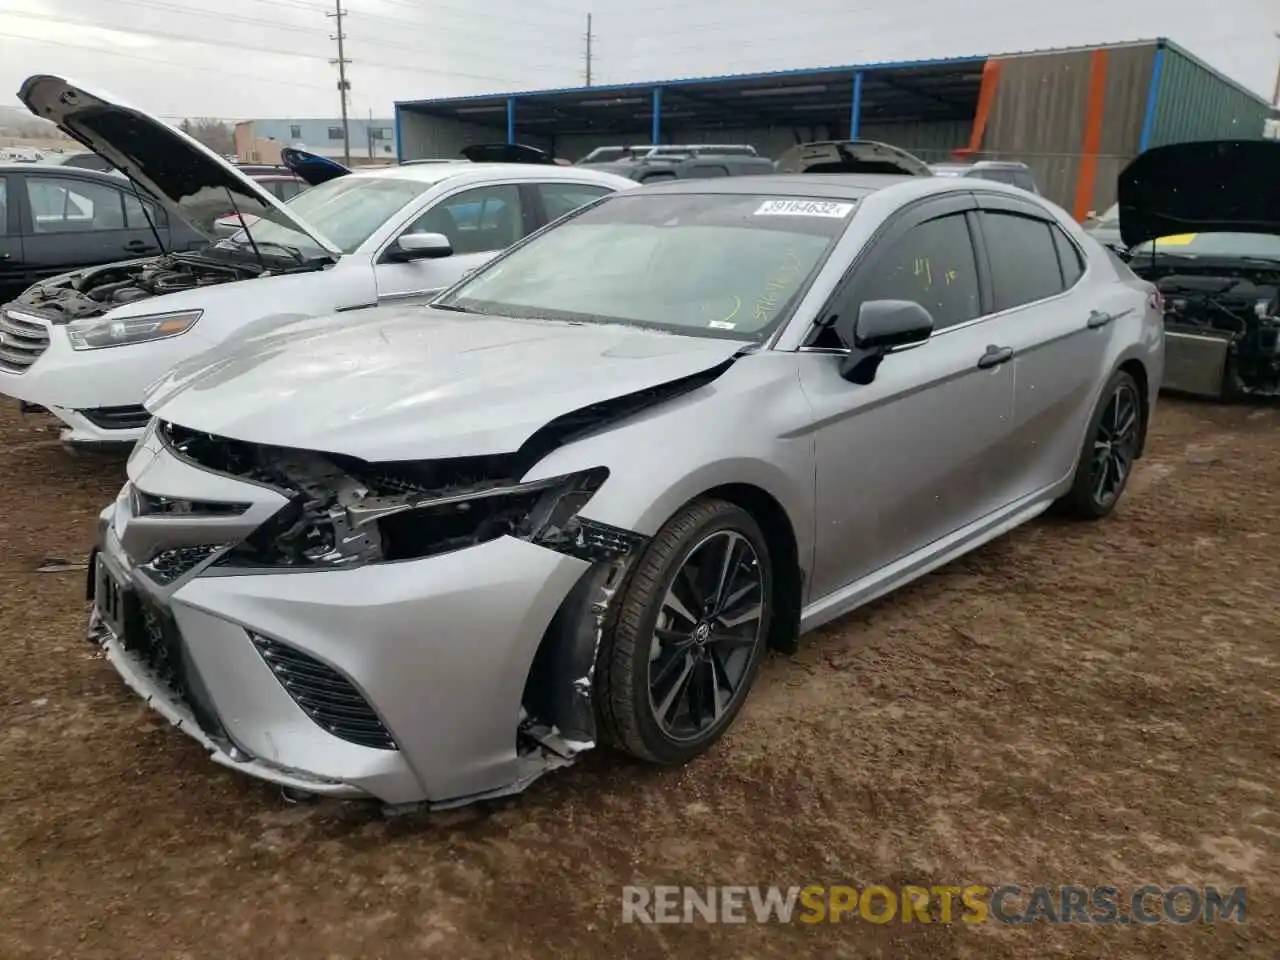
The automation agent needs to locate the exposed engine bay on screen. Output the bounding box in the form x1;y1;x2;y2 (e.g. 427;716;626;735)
1133;261;1280;398
10;253;301;322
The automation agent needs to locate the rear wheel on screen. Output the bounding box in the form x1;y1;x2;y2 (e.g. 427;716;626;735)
1059;369;1143;519
596;498;773;764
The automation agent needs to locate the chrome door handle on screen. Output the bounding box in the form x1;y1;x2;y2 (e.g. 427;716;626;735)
977;344;1013;369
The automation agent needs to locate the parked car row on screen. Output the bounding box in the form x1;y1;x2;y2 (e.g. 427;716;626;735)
7;72;1274;817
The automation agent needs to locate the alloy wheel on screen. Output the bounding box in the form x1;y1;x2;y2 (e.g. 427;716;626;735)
1091;381;1140;507
646;529;766;743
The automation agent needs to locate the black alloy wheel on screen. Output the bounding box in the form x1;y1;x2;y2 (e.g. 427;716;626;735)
596;498;773;764
1060;368;1143;519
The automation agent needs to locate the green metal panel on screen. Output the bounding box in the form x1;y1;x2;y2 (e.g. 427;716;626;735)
1148;44;1272;146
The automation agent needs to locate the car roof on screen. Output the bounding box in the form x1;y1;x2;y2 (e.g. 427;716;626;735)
633;173;922;199
341;162;632;186
0;162;125;180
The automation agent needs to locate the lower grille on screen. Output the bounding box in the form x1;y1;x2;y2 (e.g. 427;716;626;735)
0;310;51;373
122;594;191;705
80;405;152;431
249;633;397;750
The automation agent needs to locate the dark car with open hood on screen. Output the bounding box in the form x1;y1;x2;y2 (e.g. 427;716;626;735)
1117;139;1280;400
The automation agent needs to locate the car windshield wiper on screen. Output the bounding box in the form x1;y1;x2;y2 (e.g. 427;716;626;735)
1238;255;1280;266
430;302;479;314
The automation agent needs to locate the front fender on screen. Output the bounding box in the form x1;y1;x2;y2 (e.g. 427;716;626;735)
520;353;817;577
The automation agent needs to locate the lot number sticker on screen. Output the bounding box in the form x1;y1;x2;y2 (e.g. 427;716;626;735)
755;199;854;218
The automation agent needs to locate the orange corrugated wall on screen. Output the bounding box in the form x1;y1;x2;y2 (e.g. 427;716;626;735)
962;58;1003;156
1071;49;1110;221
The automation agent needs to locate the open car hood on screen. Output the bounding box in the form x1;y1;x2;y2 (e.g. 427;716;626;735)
774;140;933;176
279;146;350;186
1117;139;1280;248
19;75;342;258
460;142;555;164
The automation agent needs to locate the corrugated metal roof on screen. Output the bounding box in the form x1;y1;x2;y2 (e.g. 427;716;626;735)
395;39;1182;109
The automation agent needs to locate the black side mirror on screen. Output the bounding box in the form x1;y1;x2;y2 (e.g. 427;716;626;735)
834;299;934;384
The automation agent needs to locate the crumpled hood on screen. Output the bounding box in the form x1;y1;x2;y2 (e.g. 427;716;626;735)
18;74;341;257
143;307;749;461
1117;139;1280;248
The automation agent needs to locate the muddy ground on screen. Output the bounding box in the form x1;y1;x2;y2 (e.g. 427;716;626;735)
0;397;1276;960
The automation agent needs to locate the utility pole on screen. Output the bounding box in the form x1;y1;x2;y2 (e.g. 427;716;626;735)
1272;32;1279;108
583;13;594;86
327;0;352;165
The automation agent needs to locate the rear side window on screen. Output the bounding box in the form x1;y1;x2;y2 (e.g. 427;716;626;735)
537;182;613;221
1052;226;1085;287
979;211;1066;311
639;170;676;182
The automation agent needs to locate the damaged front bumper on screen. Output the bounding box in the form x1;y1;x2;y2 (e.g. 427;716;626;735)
87;424;644;808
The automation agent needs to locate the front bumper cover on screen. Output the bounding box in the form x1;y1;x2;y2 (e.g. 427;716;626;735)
88;424;596;807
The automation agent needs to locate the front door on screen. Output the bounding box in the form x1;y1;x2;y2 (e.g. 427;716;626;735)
19;174;167;285
374;182;532;303
800;201;1017;601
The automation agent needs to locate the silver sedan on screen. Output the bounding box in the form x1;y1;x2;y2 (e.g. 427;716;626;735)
89;174;1164;810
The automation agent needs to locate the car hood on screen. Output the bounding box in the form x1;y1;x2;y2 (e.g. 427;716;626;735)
1117;139;1280;248
18;75;342;258
280;146;349;186
775;140;933;176
143;307;749;462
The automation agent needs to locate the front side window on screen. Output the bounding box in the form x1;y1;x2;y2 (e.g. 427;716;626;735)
980;211;1066;311
687;165;730;179
225;175;433;255
123;192;168;229
437;191;859;341
851;213;980;330
25;177;129;234
409;184;524;255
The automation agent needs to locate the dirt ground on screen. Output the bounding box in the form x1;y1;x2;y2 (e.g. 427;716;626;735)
0;397;1276;960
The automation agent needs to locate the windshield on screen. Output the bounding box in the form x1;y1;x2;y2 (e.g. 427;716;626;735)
436;192;856;340
226;175;433;256
1130;232;1280;259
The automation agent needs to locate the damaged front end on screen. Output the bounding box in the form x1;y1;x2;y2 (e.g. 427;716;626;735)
158;418;652;800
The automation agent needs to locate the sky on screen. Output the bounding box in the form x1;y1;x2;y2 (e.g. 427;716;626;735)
0;0;1274;122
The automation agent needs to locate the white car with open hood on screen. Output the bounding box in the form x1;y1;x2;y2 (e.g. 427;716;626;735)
0;76;637;448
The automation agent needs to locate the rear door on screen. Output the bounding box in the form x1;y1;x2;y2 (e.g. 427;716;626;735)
971;193;1114;498
0;174;26;298
20;173;164;283
374;181;536;302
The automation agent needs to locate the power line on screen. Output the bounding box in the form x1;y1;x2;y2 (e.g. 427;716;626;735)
0;30;331;92
0;7;529;83
327;0;352;165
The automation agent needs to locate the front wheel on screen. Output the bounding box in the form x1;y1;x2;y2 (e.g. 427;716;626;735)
1058;369;1143;519
596;498;773;765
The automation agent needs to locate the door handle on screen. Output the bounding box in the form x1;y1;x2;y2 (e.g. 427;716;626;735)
977;344;1013;369
122;241;156;253
0;252;9;260
1086;307;1132;329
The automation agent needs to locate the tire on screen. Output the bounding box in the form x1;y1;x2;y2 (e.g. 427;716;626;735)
1058;368;1143;520
595;498;773;765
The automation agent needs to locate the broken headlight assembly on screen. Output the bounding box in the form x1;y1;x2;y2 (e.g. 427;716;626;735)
67;309;202;350
216;464;642;572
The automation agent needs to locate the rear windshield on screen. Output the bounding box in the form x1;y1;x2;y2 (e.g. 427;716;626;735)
437;192;860;341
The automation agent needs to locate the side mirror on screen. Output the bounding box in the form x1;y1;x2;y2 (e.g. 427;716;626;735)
388;232;452;261
834;299;934;385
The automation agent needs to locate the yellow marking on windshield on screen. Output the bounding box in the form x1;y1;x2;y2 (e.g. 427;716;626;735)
1155;233;1197;245
753;252;803;323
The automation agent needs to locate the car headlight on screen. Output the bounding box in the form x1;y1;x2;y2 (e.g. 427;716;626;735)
67;310;202;351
